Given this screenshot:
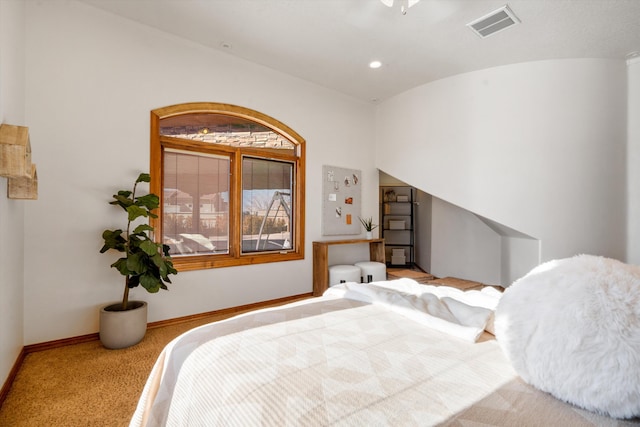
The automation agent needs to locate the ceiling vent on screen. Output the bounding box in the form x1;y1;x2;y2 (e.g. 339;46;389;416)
467;5;520;38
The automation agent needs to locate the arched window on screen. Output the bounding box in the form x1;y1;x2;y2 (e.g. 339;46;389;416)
150;103;305;271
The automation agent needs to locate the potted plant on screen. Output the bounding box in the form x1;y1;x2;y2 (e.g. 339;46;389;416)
99;173;177;349
358;216;379;239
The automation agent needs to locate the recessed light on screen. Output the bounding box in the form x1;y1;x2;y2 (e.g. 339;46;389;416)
369;60;382;69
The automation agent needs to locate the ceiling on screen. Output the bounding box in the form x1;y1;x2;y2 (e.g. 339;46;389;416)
79;0;640;102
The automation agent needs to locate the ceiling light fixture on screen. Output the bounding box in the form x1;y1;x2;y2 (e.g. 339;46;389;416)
369;60;382;69
380;0;420;15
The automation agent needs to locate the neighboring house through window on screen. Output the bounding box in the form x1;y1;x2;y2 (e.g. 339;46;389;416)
150;103;305;271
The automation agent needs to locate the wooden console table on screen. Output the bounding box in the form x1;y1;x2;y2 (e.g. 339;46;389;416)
312;238;385;296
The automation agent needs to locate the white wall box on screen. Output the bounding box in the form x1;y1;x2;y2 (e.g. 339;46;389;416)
392;248;405;257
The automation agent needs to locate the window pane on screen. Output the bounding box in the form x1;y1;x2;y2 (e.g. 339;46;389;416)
160;113;295;154
242;157;293;253
163;150;230;256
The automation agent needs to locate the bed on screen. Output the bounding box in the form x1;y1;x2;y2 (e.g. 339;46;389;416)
130;278;636;426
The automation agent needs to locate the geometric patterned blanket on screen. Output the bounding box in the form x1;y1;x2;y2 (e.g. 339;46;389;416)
130;295;636;426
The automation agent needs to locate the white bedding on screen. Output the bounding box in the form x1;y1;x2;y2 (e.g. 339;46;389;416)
130;279;635;427
325;278;501;342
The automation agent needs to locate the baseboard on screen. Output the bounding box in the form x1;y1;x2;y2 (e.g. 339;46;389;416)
24;293;314;353
0;347;26;408
147;292;313;329
23;333;100;354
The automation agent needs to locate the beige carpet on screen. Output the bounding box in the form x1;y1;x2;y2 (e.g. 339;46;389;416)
0;298;307;427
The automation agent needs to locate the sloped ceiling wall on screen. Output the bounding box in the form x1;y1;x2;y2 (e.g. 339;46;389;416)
375;58;627;277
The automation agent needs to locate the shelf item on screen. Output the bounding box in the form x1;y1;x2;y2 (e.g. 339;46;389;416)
381;185;415;266
312;238;385;296
392;248;405;257
8;163;38;200
389;220;405;230
0;124;32;178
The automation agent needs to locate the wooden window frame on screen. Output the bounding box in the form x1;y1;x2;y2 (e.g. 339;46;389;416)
151;102;305;272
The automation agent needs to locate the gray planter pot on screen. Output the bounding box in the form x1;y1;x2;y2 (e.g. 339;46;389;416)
99;300;148;349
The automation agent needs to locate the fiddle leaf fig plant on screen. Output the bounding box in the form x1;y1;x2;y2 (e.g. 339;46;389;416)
100;173;177;311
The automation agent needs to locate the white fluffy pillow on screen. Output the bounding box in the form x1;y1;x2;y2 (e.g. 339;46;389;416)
494;254;640;419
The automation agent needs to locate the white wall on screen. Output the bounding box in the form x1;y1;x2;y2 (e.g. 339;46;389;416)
22;1;376;344
430;197;501;284
500;235;540;286
628;58;640;265
376;59;628;277
0;0;26;386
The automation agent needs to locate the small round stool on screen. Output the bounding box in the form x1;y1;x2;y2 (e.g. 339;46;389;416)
329;264;361;286
355;261;387;283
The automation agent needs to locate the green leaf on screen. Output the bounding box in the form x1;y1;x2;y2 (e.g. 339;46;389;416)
136;173;151;184
140;273;160;293
100;229;126;253
126;252;147;274
151;252;164;267
162;244;171;257
151;254;171;278
110;193;134;211
110;258;130;276
128;233;144;245
127;205;148;222
128;275;140;288
133;224;154;234
140;240;159;256
136;193;159;211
